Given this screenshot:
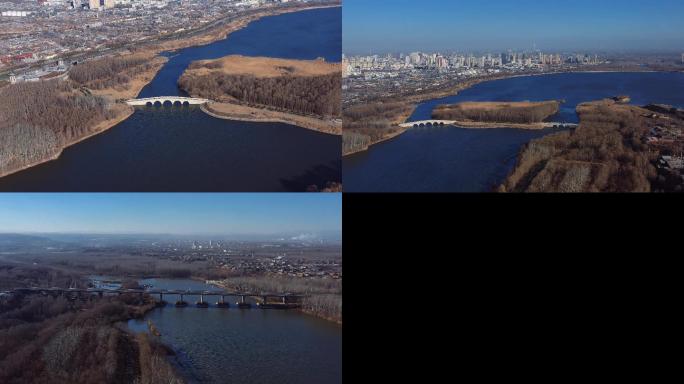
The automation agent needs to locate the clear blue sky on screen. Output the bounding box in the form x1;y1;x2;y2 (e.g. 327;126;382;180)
0;194;341;236
344;0;684;54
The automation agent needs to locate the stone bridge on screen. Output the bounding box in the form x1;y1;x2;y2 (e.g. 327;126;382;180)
125;96;211;106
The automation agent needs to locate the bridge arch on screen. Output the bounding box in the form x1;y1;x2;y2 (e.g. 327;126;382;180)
154;101;162;107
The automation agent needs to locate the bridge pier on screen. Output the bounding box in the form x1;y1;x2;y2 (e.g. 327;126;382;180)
156;293;167;307
197;293;208;308
216;295;229;308
237;295;251;309
176;293;187;307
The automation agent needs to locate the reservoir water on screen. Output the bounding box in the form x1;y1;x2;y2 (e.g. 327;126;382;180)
126;278;342;384
343;71;684;192
0;7;342;192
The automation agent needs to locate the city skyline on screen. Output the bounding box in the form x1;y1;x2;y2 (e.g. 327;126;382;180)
343;0;684;54
0;193;341;236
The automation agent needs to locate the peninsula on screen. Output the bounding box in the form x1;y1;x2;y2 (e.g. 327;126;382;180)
178;55;342;134
501;98;684;192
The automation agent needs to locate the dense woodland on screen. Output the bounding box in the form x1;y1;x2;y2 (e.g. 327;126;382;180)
69;55;151;91
432;101;560;124
502;101;661;192
0;54;150;176
0;81;121;175
342;101;414;155
0;267;182;384
179;68;341;117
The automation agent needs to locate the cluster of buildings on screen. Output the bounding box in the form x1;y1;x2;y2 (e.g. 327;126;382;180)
343;51;603;77
151;239;342;279
0;0;322;75
342;50;606;104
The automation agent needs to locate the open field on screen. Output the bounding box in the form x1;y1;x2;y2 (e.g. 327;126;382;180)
187;55;340;78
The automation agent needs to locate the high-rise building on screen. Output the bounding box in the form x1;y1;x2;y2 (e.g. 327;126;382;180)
88;0;99;9
104;0;115;8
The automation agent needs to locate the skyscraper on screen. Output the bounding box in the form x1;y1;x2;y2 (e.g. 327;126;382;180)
88;0;99;9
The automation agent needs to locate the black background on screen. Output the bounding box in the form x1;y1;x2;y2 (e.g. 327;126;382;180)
342;194;680;381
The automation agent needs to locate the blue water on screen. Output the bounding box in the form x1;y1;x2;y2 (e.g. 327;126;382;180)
127;279;342;384
0;7;342;192
343;72;684;192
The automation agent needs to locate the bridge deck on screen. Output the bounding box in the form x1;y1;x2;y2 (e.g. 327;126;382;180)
11;287;307;298
400;120;579;128
126;96;210;106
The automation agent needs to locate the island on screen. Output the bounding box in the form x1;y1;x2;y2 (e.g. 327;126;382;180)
431;100;561;129
501;98;684;192
178;55;342;135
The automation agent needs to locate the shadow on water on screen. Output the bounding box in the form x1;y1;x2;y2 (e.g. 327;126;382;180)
0;7;342;192
279;160;342;191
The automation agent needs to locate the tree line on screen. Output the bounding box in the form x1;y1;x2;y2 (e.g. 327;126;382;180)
432;101;560;124
178;71;341;117
342;101;413;155
0;81;119;176
69;56;151;91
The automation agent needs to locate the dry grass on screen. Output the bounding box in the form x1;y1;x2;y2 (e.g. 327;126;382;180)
188;55;340;78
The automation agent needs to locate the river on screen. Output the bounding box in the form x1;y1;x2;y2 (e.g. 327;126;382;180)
0;7;342;192
343;71;684;192
126;278;342;384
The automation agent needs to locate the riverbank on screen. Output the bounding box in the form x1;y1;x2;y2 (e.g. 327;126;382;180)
501;98;684;192
1;5;337;179
0;55;167;179
206;278;342;325
342;68;669;157
201;103;342;135
151;4;341;55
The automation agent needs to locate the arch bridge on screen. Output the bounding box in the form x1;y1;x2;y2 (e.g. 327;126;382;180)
399;120;456;128
126;96;211;107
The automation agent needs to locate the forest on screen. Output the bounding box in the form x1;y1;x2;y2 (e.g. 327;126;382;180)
68;55;152;91
342;101;414;155
0;283;181;384
501;100;661;192
178;70;341;117
0;80;120;176
432;101;561;124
